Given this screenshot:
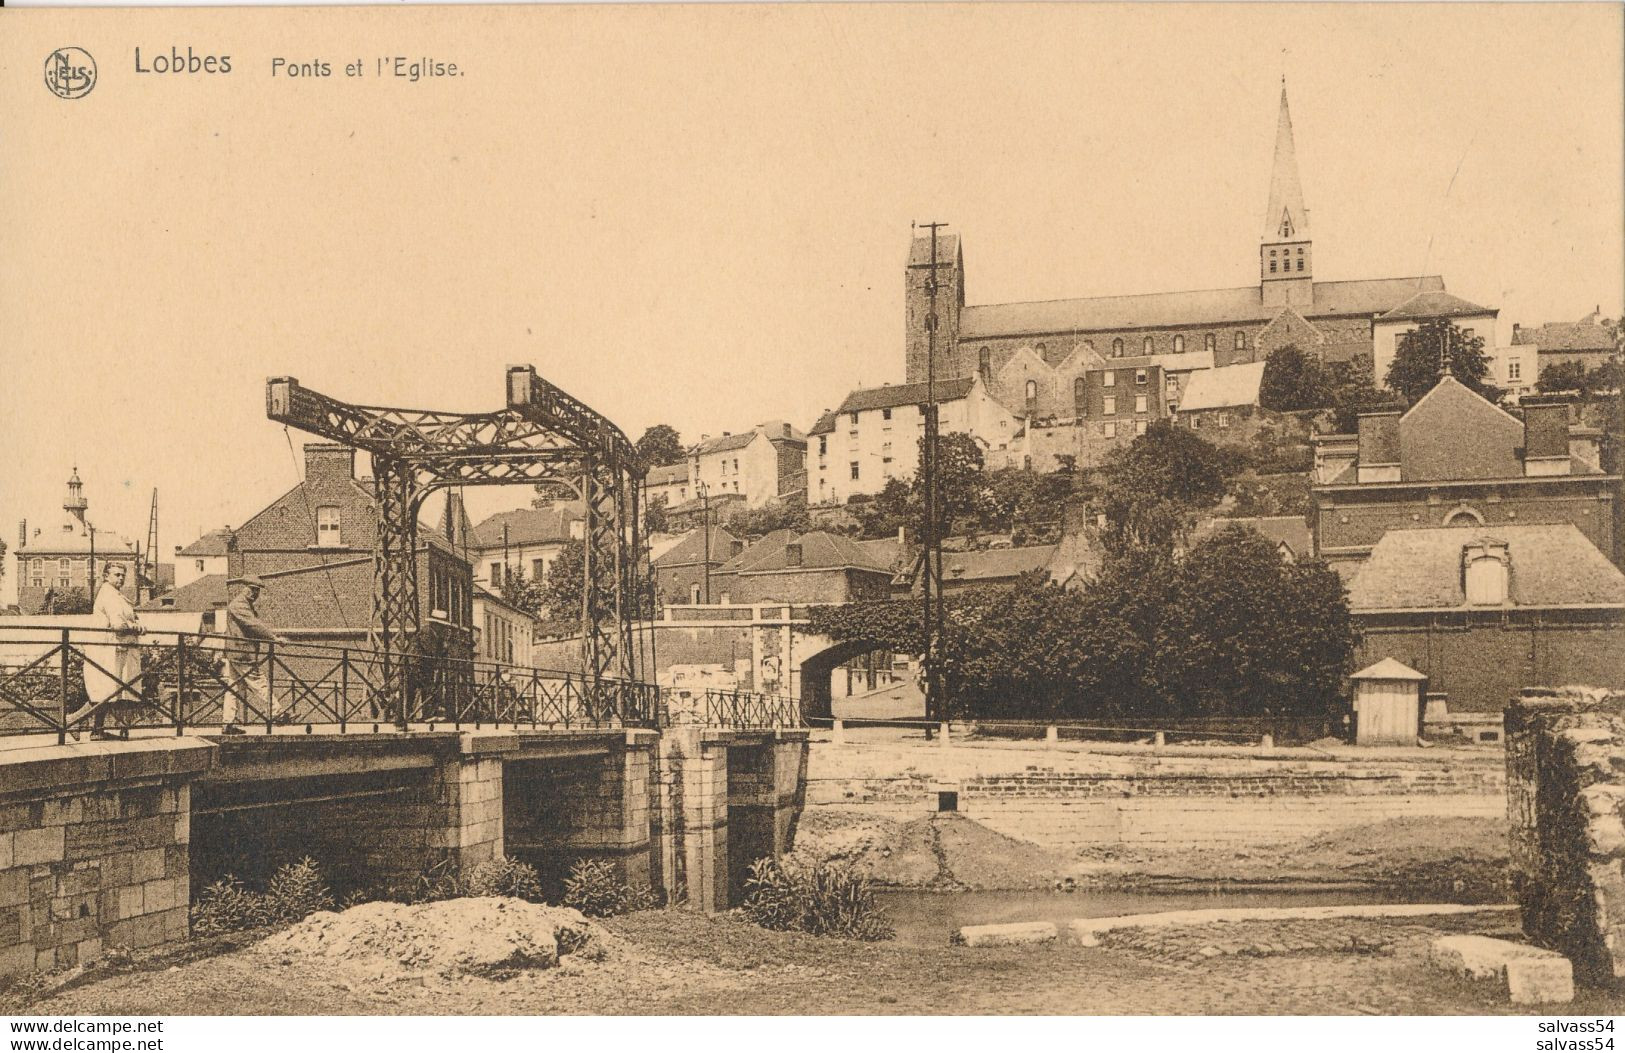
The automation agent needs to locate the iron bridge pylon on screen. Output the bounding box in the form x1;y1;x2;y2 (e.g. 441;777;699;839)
266;366;649;727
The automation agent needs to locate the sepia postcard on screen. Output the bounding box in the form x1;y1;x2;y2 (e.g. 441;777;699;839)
0;0;1622;1037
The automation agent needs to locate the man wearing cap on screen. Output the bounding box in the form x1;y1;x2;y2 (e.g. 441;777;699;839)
221;574;289;734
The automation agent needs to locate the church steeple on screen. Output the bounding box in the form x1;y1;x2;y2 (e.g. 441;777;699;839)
1260;81;1313;307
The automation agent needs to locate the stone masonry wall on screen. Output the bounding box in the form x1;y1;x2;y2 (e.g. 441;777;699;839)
1505;687;1625;987
0;739;215;976
810;740;1505;851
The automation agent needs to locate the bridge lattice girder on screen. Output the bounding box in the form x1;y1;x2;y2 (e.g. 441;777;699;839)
267;367;647;725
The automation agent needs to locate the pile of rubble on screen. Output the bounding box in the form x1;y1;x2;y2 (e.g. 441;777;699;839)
256;897;619;979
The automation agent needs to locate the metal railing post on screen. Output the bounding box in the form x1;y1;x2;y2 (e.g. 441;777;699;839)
340;649;350;734
175;634;188;735
264;642;277;734
58;628;70;746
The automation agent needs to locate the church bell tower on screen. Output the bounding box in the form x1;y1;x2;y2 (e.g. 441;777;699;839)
1260;84;1313;308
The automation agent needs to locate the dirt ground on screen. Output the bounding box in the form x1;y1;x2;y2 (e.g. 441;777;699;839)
792;809;1511;900
14;906;1622;1016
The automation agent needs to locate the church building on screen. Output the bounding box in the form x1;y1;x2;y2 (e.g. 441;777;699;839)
903;87;1497;415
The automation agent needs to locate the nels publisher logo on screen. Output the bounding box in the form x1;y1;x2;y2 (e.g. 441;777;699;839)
44;47;97;99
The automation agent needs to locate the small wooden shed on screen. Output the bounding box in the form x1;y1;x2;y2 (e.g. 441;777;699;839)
1350;658;1428;745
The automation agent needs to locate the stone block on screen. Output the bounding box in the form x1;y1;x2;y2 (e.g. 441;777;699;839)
12;827;65;867
140;878;175;914
1507;957;1575;1004
0;941;36;977
117;886;142;920
1429;934;1564;981
130;848;166;884
958;921;1058;947
1590;816;1625;857
0;870;26;910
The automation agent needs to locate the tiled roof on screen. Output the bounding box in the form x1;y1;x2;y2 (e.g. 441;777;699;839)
653;526;739;568
692;432;759;456
940;545;1058;583
1397;377;1526;481
1512;320;1619;351
17;522;138;556
1375;290;1493;322
832;377;977;417
808;410;840;437
179;528;233;557
724;531;896;575
646;463;689;487
1176;362;1266;412
958;276;1446;339
1194;515;1312;556
470;504;582;549
855;536;906;572
138;574;228;612
1347;524;1625;612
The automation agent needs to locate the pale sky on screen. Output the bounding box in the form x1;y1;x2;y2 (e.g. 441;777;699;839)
1;3;1621;603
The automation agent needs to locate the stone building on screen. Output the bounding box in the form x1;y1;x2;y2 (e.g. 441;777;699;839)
651;525;742;606
1310;379;1618;575
707;530;896;605
14;469;140;614
806;375;1022;503
903;87;1495;404
468;501;583;592
1512;310;1621;375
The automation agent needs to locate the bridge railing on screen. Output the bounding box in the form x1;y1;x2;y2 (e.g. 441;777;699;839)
0;624;800;741
0;624;664;742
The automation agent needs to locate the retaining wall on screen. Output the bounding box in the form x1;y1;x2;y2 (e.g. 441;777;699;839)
1505;687;1625;988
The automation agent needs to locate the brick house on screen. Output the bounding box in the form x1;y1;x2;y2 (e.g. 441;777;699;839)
1310;379;1619;575
708;530;896;605
898;544;1058;598
1173;361;1267;435
15;469;140;614
1346;522;1625;712
651;525;742;606
148;443;474;655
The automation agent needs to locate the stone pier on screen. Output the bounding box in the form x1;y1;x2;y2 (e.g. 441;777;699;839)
0;738;215;974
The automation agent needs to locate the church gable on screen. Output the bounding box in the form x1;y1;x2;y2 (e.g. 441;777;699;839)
1254;306;1326;361
993;346;1059;414
1053;341;1107;380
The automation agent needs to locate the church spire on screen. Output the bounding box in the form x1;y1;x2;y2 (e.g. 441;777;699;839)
1263;83;1308;241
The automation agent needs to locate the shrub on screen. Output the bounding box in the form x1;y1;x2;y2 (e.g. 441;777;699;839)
191;876;270;937
262;857;334;925
740;858;893;941
464;857;544;901
562;859;656;917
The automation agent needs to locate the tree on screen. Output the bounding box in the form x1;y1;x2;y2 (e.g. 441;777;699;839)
1536;361;1590;396
854;478;918;541
1258;345;1333;412
634;424;685;469
41;587;93;615
535;538;654;636
1385;318;1501;405
643;494;670;535
914;431;987;532
499;572;548;620
1325;358;1390;435
1099;421;1227;552
727;494;812;538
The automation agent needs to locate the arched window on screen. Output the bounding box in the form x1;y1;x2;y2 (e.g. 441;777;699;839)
1035;342;1047;355
1173;335;1185;354
978;347;991;374
1464;547;1509;606
1112;338;1124;357
1204;333;1216;353
1444;506;1485;527
1073;377;1087;406
1143;336;1154;354
1234;331;1247;351
1025;379;1038;402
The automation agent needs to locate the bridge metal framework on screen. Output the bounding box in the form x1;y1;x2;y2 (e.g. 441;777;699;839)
266;365;649;724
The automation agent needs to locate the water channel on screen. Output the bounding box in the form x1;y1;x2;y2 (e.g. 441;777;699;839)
875;887;1427;946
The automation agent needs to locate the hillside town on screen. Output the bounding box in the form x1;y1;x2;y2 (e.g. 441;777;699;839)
10;87;1620;744
2;33;1624;1020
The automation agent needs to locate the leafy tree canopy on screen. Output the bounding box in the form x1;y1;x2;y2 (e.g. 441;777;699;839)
1099;421;1227;552
1258;345;1333;412
633;424;686;469
1385;318;1502;406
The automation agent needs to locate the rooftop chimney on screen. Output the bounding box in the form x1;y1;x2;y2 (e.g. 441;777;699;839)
730;539;744;558
1521;396;1572;476
17;520;25;550
1355;408;1403;483
784;542;803;568
303;443;356;481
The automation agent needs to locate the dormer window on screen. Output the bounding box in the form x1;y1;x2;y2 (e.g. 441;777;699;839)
1279;212;1294;238
1463;542;1510;606
315;505;341;546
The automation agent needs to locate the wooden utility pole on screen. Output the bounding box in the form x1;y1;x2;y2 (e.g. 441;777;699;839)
916;221;951;723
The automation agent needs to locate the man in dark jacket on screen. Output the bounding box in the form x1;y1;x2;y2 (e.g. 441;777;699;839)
222;575;288;733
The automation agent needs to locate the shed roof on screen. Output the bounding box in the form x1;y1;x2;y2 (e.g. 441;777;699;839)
1176;361;1266;412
